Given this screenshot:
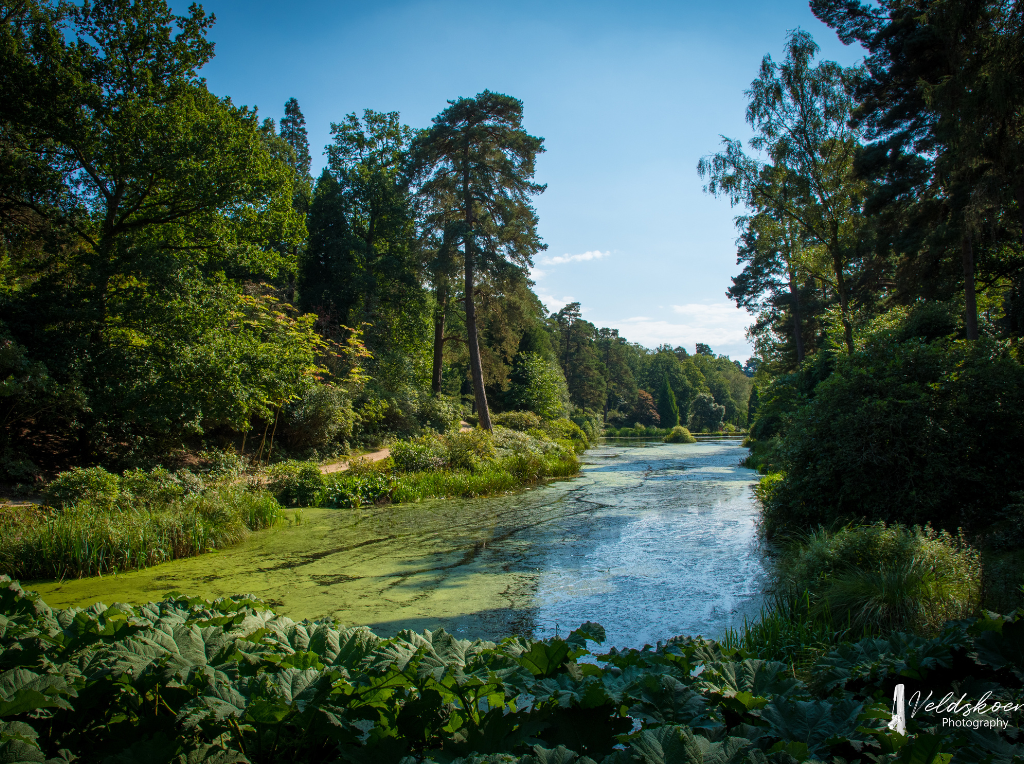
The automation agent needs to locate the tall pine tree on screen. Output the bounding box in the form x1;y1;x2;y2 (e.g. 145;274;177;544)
412;92;545;431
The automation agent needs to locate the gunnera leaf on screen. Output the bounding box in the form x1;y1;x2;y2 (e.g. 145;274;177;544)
604;725;750;764
628;674;716;729
756;697;864;755
520;744;599;764
700;659;803;700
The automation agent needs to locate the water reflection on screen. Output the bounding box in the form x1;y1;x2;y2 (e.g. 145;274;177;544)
31;439;765;648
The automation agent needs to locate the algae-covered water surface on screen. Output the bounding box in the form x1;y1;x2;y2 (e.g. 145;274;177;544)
31;439;766;648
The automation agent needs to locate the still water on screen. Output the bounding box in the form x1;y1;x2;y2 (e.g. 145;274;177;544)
32;439;766;648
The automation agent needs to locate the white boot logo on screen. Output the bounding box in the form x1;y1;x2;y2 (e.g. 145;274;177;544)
889;683;906;735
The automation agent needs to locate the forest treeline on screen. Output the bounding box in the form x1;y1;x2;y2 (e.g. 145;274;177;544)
0;0;751;482
707;1;1024;558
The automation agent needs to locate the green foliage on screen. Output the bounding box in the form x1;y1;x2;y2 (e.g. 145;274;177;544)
0;487;281;580
265;460;327;508
1;578;1020;764
507;352;570;420
663;426;696;444
420;395;463;433
687;394;725;433
0;0;313;466
493;411;543;432
773;523;982;634
321;471;394;508
279;382;353;453
656;377;680;429
569;408;603;445
757;327;1024;535
44;467;121;510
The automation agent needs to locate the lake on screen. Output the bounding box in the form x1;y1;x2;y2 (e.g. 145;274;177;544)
31;438;766;648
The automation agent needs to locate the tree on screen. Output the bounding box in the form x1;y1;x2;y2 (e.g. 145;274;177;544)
550;302;607;411
412;91;546;431
699;31;865;353
812;0;1024;342
597;327;638;420
506;351;569;419
0;0;309;466
280;97;312;178
689;393;726;433
633;390;660;427
657;376;680;428
299;110;427;365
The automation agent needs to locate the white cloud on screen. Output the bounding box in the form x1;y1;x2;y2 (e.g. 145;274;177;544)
593;302;752;357
528;267;547;281
537;292;575;312
540;250;611;266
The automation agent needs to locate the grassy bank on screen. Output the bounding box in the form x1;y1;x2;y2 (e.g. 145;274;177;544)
3;417;590;581
0;468;283;580
270;420;587;509
2;576;1020;764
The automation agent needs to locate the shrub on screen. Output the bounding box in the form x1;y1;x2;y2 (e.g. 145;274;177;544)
281;382;355;452
419;394;462;433
569;408;603;444
774;523;981;634
266;460;326;507
390;436;447;472
119;467;184;508
663;425;695;443
45;466;120;510
538;418;589;453
761;333;1024;534
493;410;542;432
321;472;394;508
442;428;497;471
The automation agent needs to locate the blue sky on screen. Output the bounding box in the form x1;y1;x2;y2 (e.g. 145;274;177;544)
188;0;865;361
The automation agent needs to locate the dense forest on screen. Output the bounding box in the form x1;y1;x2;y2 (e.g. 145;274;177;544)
0;0;752;484
705;0;1024;603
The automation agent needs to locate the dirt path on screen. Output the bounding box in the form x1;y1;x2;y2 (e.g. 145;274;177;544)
319;421;474;474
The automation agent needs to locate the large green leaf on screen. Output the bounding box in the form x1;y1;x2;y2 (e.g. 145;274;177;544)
605;725;750;764
700;660;802;700
628;674;715;729
517;641;571;678
756;698;864;755
0;670;75;717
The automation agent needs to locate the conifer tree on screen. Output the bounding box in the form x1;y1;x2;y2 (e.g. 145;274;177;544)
412;92;545;431
657;376;680;428
280;97;312;178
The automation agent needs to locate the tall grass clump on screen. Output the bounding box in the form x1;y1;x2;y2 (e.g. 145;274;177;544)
0;466;283;580
721;590;855;671
772;522;981;634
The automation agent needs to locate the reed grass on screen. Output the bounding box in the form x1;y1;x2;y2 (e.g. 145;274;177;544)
720;590;861;674
389;452;580;503
0;487;283;580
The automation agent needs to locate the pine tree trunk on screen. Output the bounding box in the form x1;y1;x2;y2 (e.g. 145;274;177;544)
462;140;492;431
431;283;447;395
464;255;491;430
788;269;804;363
962;232;979;340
